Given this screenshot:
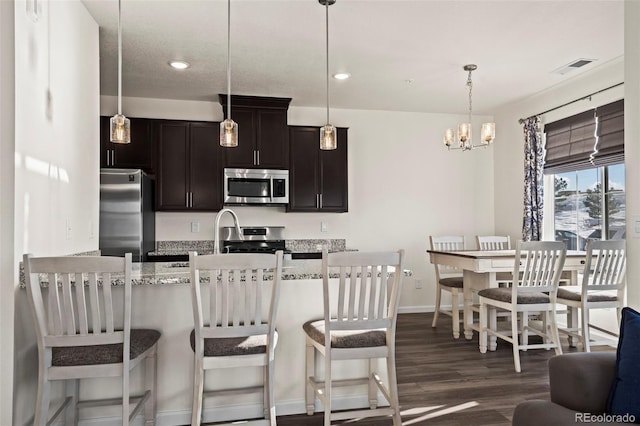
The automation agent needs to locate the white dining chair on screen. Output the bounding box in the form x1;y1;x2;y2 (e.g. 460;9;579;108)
476;235;511;250
303;249;404;426
189;250;283;426
479;240;566;373
429;236;465;338
23;253;161;426
558;239;626;351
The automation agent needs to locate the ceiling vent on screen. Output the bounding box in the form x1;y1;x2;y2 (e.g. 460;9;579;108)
552;58;596;75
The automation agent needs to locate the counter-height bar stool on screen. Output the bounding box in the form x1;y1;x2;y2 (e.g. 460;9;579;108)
558;239;626;352
479;241;566;373
303;249;404;426
23;253;161;426
429;236;466;338
189;250;283;426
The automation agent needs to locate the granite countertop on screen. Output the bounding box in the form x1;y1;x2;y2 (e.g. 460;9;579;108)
24;258;412;287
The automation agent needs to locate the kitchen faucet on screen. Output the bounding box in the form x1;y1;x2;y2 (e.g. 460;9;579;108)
213;208;243;254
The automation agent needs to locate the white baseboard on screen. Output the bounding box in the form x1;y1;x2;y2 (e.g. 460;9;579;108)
52;394;388;425
398;305;437;314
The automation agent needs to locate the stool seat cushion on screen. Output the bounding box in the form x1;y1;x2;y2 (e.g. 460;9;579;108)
439;276;464;288
52;329;161;367
189;329;278;357
557;288;619;302
478;287;550;304
303;319;386;348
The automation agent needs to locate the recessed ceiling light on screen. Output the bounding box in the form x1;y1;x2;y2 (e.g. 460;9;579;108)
333;72;351;80
169;60;190;70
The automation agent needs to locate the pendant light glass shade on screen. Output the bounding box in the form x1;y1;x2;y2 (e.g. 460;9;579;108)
443;128;455;147
110;0;130;144
220;0;238;148
220;118;238;147
320;124;337;150
458;122;471;150
110;114;131;144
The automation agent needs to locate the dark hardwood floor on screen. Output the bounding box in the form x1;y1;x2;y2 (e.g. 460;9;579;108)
275;312;614;426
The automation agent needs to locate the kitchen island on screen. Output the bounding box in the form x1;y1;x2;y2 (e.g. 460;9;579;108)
24;258;411;425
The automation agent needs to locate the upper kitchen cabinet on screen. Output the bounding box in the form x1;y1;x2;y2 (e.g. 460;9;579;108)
288;126;348;212
219;95;291;169
156;120;222;211
100;116;154;174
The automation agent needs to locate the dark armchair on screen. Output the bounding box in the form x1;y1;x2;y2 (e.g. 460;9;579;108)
512;352;631;426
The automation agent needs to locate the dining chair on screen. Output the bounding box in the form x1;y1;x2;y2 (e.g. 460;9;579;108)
189;250;283;426
557;239;626;352
23;253;161;426
477;235;512;286
429;235;465;338
476;235;511;250
479;240;566;373
303;249;404;426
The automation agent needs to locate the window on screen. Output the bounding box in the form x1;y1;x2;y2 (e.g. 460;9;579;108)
552;163;625;250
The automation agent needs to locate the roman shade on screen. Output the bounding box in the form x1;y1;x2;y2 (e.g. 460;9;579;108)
543;99;624;174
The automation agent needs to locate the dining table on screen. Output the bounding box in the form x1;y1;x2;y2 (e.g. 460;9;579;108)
426;249;588;340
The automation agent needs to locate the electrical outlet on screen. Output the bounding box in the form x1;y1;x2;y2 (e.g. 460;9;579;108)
191;222;200;233
415;279;423;289
321;221;328;232
65;219;72;240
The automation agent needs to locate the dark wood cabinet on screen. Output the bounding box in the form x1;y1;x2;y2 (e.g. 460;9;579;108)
100;116;154;174
288;126;348;212
219;95;291;169
156;120;222;211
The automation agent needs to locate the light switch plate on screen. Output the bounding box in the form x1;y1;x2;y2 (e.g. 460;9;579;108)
321;222;328;232
191;222;200;233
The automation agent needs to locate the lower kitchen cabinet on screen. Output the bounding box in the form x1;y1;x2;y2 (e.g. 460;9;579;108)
156;120;222;211
100;116;155;174
288;126;348;212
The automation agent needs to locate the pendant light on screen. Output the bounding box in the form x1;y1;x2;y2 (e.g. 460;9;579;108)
220;0;238;147
319;0;337;150
110;0;130;144
443;64;495;151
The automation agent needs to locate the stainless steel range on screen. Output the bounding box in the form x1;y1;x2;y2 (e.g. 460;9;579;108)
222;226;288;254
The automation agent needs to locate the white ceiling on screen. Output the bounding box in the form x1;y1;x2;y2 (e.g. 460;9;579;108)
81;0;624;115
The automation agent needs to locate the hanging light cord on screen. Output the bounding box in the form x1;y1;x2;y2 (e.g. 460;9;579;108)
227;0;231;119
466;69;473;125
117;0;122;115
325;0;329;124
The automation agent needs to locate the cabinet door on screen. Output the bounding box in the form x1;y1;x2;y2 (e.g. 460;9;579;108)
190;122;222;211
100;116;154;174
288;126;320;211
256;109;289;169
156;122;189;210
222;108;256;168
319;127;348;212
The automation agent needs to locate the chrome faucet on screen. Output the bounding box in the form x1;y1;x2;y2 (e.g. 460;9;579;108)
213;208;243;254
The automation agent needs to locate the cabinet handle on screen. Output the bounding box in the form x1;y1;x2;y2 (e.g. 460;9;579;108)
190;192;193;208
256;150;260;165
186;193;189;208
320;193;323;209
106;150;110;166
110;150;115;166
316;194;319;209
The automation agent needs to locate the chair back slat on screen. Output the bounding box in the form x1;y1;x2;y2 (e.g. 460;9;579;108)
514;241;566;294
189;251;283;343
23;253;131;352
583;240;626;291
477;235;511;251
324;250;404;331
429;236;465;277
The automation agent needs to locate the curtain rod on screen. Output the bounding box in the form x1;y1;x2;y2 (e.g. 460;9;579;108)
517;82;624;124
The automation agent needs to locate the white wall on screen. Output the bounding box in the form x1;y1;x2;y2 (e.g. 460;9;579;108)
101;95;496;311
625;0;640;309
1;1;15;424
13;0;100;423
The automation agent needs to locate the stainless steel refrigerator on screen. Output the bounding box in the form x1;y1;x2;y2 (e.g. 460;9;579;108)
99;169;155;262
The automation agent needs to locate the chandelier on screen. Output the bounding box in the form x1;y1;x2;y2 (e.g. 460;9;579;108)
443;64;495;151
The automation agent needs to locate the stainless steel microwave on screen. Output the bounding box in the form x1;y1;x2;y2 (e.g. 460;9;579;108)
223;168;289;205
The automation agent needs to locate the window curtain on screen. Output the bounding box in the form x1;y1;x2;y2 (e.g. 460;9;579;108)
522;116;544;241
